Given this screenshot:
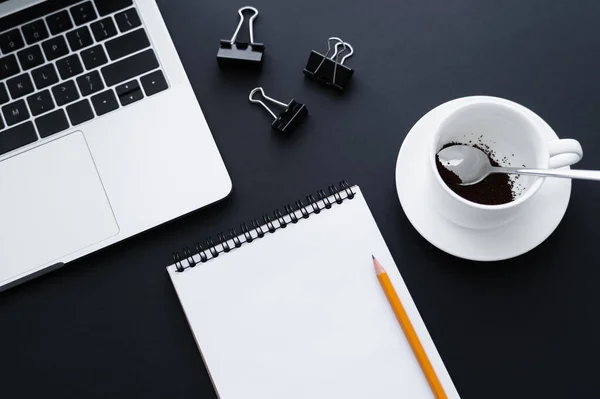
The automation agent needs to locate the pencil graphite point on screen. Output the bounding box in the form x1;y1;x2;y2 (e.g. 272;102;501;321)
372;255;385;275
371;254;375;260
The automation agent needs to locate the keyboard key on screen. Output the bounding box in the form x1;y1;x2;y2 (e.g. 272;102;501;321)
21;19;49;45
115;8;141;33
76;70;104;96
36;109;69;138
70;2;97;26
2;99;29;126
81;45;108;70
56;54;83;80
67;99;94;125
94;0;133;16
116;79;143;105
0;55;20;80
91;89;118;115
0;82;9;105
7;73;34;99
115;79;138;96
0;29;25;54
51;80;79;106
66;26;93;51
0;121;37;156
119;88;143;106
101;48;158;86
46;10;74;35
27;90;55;116
91;17;117;42
42;36;69;61
140;70;168;97
105;28;149;61
17;45;44;70
31;64;59;89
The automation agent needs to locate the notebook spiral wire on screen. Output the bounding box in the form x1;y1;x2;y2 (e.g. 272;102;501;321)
172;181;355;272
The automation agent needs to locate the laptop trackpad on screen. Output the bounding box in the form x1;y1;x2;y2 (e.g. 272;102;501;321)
0;132;119;284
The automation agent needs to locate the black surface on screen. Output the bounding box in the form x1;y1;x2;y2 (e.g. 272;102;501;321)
2;0;600;398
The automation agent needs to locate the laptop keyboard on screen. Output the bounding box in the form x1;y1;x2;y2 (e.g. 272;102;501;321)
0;0;169;157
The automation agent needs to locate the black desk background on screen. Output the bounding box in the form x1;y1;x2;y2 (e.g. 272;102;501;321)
2;0;600;397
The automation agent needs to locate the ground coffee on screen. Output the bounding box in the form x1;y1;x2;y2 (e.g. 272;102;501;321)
436;143;515;205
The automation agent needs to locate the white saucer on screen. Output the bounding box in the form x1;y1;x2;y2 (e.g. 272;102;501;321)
395;96;571;261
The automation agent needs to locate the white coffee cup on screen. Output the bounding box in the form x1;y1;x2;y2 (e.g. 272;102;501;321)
428;99;583;229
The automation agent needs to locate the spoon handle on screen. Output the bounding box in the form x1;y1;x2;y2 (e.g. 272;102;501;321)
493;167;600;181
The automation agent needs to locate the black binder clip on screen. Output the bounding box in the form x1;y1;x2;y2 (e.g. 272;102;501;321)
249;87;308;133
303;37;354;91
217;6;264;68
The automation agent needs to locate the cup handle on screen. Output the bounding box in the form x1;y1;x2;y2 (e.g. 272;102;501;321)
547;139;583;168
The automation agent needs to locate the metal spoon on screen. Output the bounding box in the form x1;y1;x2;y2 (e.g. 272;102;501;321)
437;144;600;186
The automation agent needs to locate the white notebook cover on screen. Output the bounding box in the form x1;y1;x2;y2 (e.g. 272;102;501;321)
167;186;460;399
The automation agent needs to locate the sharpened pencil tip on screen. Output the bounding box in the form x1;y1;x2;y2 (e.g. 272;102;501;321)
371;254;375;260
372;255;385;275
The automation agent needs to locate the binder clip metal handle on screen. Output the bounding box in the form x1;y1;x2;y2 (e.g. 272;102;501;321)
314;37;346;73
217;6;265;68
230;6;259;45
303;37;355;91
331;41;354;65
249;87;308;134
328;41;354;89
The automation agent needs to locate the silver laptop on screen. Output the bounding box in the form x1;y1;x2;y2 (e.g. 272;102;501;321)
0;0;232;290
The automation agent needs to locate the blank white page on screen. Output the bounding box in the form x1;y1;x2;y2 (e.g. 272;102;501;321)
168;187;460;399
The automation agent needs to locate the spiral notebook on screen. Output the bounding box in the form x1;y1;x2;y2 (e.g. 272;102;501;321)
167;182;460;399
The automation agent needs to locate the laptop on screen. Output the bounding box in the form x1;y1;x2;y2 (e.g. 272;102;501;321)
0;0;232;290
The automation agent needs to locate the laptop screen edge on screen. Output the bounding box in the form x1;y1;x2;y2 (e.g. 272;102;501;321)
0;0;46;17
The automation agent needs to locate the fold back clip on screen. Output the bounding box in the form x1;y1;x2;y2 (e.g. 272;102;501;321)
249;87;308;133
217;6;265;68
303;37;354;91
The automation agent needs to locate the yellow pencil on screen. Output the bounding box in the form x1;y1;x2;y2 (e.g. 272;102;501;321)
373;255;448;399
